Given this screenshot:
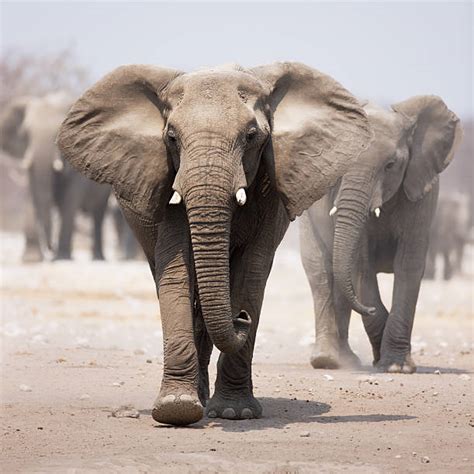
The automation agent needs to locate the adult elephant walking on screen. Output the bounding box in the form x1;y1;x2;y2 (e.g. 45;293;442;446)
57;62;372;426
0;92;111;261
300;97;461;373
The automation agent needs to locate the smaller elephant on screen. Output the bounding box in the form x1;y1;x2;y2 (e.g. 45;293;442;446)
424;191;471;280
0;93;111;261
300;96;462;373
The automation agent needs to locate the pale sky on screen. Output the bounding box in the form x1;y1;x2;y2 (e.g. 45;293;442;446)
1;1;472;117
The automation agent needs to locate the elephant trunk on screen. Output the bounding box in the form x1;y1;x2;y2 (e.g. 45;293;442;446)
180;152;250;354
332;171;376;317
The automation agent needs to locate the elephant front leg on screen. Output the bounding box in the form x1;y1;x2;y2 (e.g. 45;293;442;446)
205;241;275;420
377;241;427;374
152;209;202;426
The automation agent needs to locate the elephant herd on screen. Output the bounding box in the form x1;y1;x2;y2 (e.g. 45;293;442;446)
0;93;140;261
1;61;468;427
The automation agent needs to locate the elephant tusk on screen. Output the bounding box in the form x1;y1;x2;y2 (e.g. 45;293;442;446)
329;206;338;216
374;208;381;218
53;158;64;172
236;188;247;206
169;191;182;205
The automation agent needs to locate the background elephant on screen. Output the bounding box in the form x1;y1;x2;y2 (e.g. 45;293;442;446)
57;62;372;426
424;191;471;280
0;92;111;261
300;96;461;373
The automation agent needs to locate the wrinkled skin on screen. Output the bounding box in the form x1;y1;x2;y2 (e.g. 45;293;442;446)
424;191;471;280
301;97;461;373
57;62;372;426
0;93;111;261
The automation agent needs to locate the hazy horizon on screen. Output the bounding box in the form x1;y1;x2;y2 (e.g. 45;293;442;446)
1;1;472;117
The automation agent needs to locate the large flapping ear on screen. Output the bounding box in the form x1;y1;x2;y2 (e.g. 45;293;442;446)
0;97;30;158
57;65;182;222
251;62;372;220
392;95;462;202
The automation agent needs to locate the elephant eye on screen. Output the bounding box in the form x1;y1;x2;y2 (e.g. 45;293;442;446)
167;128;177;142
385;160;395;170
246;127;257;142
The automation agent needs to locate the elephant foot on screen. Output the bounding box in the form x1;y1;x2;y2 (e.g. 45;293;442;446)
22;248;43;263
206;390;262;420
377;353;416;374
92;252;105;261
339;344;362;369
152;386;203;426
54;252;72;261
310;340;340;369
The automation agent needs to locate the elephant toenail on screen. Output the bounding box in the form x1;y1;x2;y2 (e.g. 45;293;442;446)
179;394;193;402
388;364;401;373
207;410;217;418
241;408;253;419
222;408;236;419
161;394;176;404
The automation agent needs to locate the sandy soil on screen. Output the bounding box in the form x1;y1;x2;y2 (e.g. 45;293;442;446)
1;227;473;473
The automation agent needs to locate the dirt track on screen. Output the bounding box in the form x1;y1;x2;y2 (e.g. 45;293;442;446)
1;229;473;473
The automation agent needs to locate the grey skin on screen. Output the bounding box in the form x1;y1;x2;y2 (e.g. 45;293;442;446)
424;191;471;280
300;97;461;373
57;62;372;426
0;93;111;261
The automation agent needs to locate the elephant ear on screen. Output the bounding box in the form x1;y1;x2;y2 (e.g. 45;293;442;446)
392;95;462;202
251;62;373;220
57;65;182;222
0;96;30;158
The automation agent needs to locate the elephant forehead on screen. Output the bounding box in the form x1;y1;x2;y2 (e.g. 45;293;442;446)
169;68;268;102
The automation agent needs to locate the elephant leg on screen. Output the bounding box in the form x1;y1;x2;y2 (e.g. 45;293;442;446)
300;205;341;369
378;240;427;374
152;206;202;426
333;287;361;368
22;191;43;262
357;269;389;365
443;250;453;280
423;244;436;279
91;204;107;260
56;180;82;260
206;207;287;421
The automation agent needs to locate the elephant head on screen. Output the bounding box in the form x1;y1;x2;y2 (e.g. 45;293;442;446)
332;96;462;316
57;62;372;353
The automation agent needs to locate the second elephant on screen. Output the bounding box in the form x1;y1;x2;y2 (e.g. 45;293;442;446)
0;92;111;261
300;96;461;373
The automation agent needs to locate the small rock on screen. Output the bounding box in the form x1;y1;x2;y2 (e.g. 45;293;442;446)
412;452;417;456
384;377;394;382
146;359;152;364
434;369;441;375
395;455;402;459
134;349;145;355
299;431;310;437
421;456;430;464
19;384;32;392
111;405;140;419
322;374;334;381
432;392;439;397
56;357;67;363
79;394;91;400
357;375;377;384
459;374;471;381
112;381;125;387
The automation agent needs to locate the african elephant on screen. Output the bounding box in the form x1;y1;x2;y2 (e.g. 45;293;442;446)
424;191;471;280
0;93;111;261
57;62;372;425
300;96;461;373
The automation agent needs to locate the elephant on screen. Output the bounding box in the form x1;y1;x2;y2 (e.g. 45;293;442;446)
0;92;111;261
424;191;471;280
300;96;461;373
57;62;372;426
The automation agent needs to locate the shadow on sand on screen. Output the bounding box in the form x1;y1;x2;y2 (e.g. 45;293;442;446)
151;397;416;432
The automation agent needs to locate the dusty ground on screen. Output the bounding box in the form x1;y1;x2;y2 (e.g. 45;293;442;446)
1;227;473;473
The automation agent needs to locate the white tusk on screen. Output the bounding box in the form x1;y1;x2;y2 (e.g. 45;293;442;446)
329;206;338;216
53;158;64;172
236;188;247;206
374;208;381;218
169;191;182;205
